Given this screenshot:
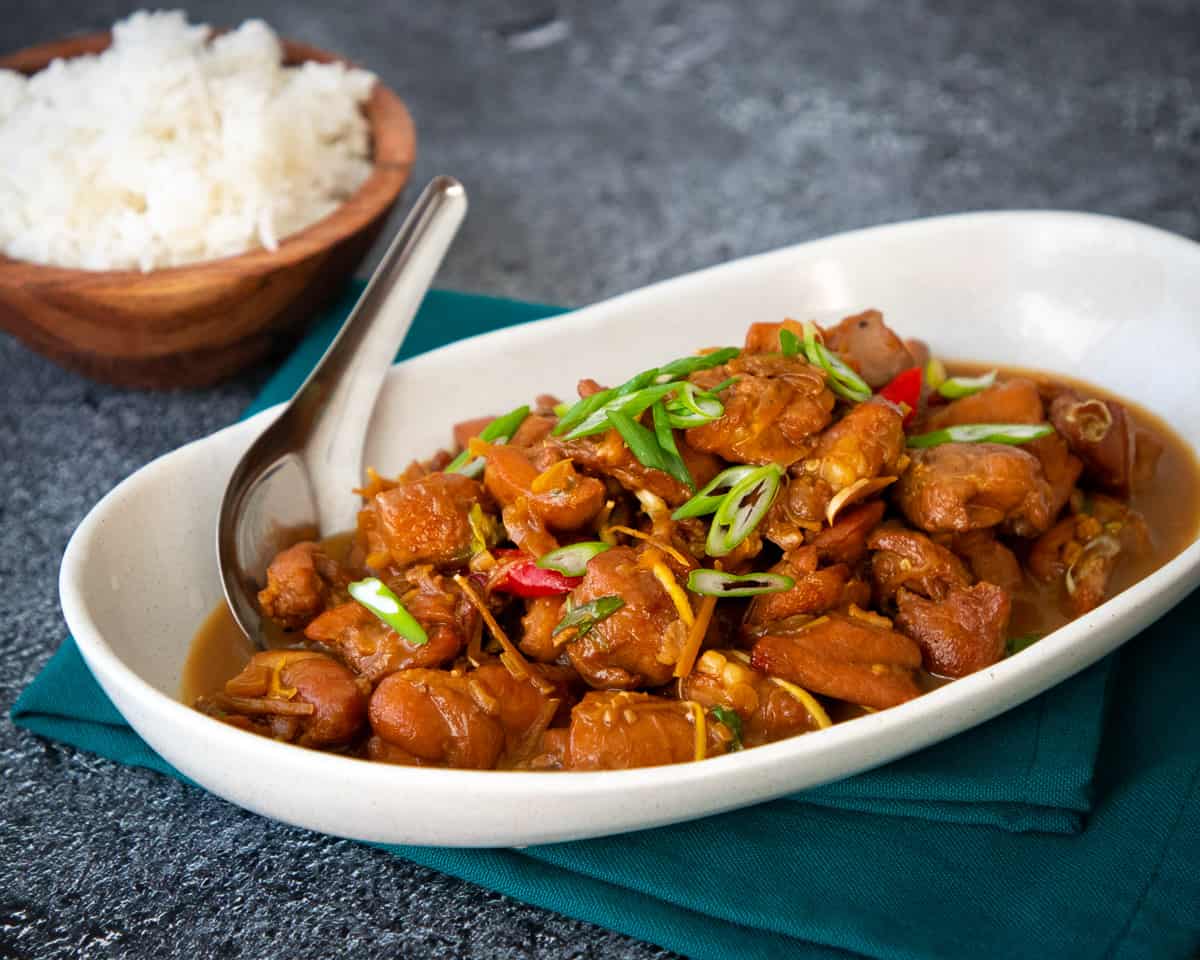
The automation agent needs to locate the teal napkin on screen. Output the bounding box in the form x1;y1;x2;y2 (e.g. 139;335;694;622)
13;286;1200;958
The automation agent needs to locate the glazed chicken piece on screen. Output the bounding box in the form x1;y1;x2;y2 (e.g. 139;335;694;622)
751;612;923;709
802;398;906;493
257;541;347;631
894;583;1011;678
552;427;722;508
304;568;472;681
476;441;606;531
357;472;491;569
822;310;916;389
202;650;367;748
686;354;836;466
680;649;822;746
561;691;727;770
950;529;1023;594
367;663;570;769
924;378;1045;430
897;443;1054;537
742;318;805;354
868;526;971;605
743;546;850;633
1027;433;1084;520
810;501;887;566
762;473;833;550
1048;391;1162;496
1028;496;1151;617
564;546;690;689
518;595;568;662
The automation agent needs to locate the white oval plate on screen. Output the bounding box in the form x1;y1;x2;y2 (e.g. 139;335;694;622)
60;211;1200;847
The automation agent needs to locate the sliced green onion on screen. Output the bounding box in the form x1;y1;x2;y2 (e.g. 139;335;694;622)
608;407;671;474
348;577;428;646
709;705;744;751
552;595;625;638
553;401;570;418
938;369;997;399
779;327;802;357
562;383;679;440
651;401;695;490
707;463;783;557
445;404;531;476
664;381;725;428
655;347;739;380
1006;634;1041;655
670;465;759;520
906;422;1054;448
687;569;795;597
536;541;612;577
799;321;871;403
705;376;738;394
925;357;947;391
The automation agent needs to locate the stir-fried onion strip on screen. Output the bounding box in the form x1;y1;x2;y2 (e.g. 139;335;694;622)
674;592;718;679
453;574;553;694
213;694;315;717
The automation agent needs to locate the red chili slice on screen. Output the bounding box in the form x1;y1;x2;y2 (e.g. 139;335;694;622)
491;550;582;597
878;366;922;426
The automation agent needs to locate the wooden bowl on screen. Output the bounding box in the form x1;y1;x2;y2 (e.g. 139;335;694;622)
0;33;416;389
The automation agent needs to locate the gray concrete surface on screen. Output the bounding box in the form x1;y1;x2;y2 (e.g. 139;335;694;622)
2;1;1197;957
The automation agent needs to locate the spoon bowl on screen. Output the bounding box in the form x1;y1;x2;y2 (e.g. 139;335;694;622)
217;177;468;643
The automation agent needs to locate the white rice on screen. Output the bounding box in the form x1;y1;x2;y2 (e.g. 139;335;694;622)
0;11;377;272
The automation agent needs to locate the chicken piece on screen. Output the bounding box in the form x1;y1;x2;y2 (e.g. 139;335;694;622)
565;546;690;689
1049;392;1161;496
751;613;922;710
357;472;489;569
203;650;367;748
477;441;606;531
905;338;931;370
742;318;805;354
1027;433;1083;520
367;663;567;769
762;474;832;551
803;399;905;492
894;583;1010;677
811;501;887;566
681;649;820;746
520;595;567;662
304;568;470;682
257;541;346;631
552;428;722;508
896;443;1054;537
686;354;836;466
562;691;727;770
744;546;850;632
868;526;971;605
950;530;1023;594
1027;499;1150;617
822;310;915;389
924;378;1044;430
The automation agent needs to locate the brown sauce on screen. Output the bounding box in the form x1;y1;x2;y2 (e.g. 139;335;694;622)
181;363;1200;717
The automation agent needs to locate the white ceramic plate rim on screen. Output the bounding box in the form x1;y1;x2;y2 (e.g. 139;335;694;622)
59;210;1200;846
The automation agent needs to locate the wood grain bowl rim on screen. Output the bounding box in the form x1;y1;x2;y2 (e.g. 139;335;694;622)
0;30;417;285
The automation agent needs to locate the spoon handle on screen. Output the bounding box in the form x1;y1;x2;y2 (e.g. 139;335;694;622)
289;176;468;532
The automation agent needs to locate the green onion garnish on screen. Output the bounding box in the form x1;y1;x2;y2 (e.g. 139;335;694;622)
607;406;693;489
651;401;696;489
906;423;1054;448
799;320;872;404
348;577;428;646
937;369;997;399
654;347;740;380
536;541;612;577
709;705;744;751
779;327;802;357
707;463;783;557
552;401;570;418
705;376;738;394
687;569;795;597
445;404;531;477
562;383;679;440
1006;634;1041;655
663;381;725;428
670;465;759;520
552;595;625;639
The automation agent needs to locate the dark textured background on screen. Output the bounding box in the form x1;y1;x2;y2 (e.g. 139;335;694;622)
2;2;1197;957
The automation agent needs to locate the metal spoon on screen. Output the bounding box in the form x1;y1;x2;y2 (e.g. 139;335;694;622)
217;176;468;644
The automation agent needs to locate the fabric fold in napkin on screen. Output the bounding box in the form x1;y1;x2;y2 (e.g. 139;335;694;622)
13;285;1200;959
